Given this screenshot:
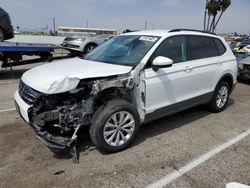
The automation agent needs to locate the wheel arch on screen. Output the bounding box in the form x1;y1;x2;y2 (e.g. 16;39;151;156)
95;87;135;107
217;73;234;93
84;42;98;49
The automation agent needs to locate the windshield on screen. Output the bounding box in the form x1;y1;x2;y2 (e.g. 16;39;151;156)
85;35;159;66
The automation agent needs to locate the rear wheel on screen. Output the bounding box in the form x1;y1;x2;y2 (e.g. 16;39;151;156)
0;28;5;42
89;100;140;153
208;81;230;113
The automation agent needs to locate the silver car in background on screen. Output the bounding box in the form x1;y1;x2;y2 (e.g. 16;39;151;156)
62;34;113;55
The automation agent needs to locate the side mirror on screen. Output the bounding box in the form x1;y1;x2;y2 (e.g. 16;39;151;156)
152;56;173;71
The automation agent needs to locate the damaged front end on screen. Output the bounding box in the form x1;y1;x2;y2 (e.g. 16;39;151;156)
19;79;95;159
18;73;139;161
32;94;95;150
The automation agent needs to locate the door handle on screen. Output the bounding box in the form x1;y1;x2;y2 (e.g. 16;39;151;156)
184;66;192;73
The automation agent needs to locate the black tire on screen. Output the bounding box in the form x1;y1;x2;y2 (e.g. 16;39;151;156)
89;99;140;153
208;81;230;113
83;43;97;55
0;28;5;42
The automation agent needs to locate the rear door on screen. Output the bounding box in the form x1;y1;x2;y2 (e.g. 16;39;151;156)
186;35;224;97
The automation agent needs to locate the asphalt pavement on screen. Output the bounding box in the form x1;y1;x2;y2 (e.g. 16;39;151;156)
0;64;249;188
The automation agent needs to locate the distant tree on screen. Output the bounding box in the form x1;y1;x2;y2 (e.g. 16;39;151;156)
204;0;231;32
213;0;231;30
203;0;209;31
50;30;54;36
207;0;220;31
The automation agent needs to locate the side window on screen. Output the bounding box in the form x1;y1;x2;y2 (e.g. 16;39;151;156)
188;36;219;60
153;36;187;63
213;38;226;55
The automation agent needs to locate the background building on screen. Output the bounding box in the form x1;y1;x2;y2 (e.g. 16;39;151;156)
57;27;117;36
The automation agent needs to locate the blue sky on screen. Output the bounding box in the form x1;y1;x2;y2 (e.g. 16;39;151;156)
1;0;250;34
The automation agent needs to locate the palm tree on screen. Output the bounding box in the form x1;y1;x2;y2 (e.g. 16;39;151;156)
206;0;220;31
213;0;231;31
204;0;231;32
206;1;212;31
210;0;221;32
204;0;209;31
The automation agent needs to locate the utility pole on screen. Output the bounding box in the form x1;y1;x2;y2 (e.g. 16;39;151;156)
144;21;148;30
86;19;88;28
152;23;155;30
53;17;56;35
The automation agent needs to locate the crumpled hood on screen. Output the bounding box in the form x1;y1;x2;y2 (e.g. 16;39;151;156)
22;58;132;94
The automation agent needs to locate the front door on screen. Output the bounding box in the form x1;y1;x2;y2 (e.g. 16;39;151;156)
144;35;194;116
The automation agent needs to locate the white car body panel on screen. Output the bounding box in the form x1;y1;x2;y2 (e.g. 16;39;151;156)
185;54;237;98
185;58;220;96
141;31;237;114
22;58;132;94
144;62;195;114
14;91;31;123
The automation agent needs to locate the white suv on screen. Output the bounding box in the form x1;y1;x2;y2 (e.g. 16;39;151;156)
14;29;237;155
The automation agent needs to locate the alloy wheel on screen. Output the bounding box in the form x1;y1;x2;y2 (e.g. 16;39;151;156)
86;45;95;53
103;111;135;147
216;85;228;109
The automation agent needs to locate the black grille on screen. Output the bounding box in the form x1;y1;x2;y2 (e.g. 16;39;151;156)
19;80;41;105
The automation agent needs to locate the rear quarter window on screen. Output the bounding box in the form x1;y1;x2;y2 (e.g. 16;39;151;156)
188;36;219;61
213;38;226;55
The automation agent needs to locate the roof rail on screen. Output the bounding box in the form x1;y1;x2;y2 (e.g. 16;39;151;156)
169;29;216;35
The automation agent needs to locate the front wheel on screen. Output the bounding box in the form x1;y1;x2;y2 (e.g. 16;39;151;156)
89;100;140;153
208;81;230;113
83;44;97;55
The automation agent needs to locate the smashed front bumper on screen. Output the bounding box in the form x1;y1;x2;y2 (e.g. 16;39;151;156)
32;123;73;149
29;121;81;162
14;90;77;151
